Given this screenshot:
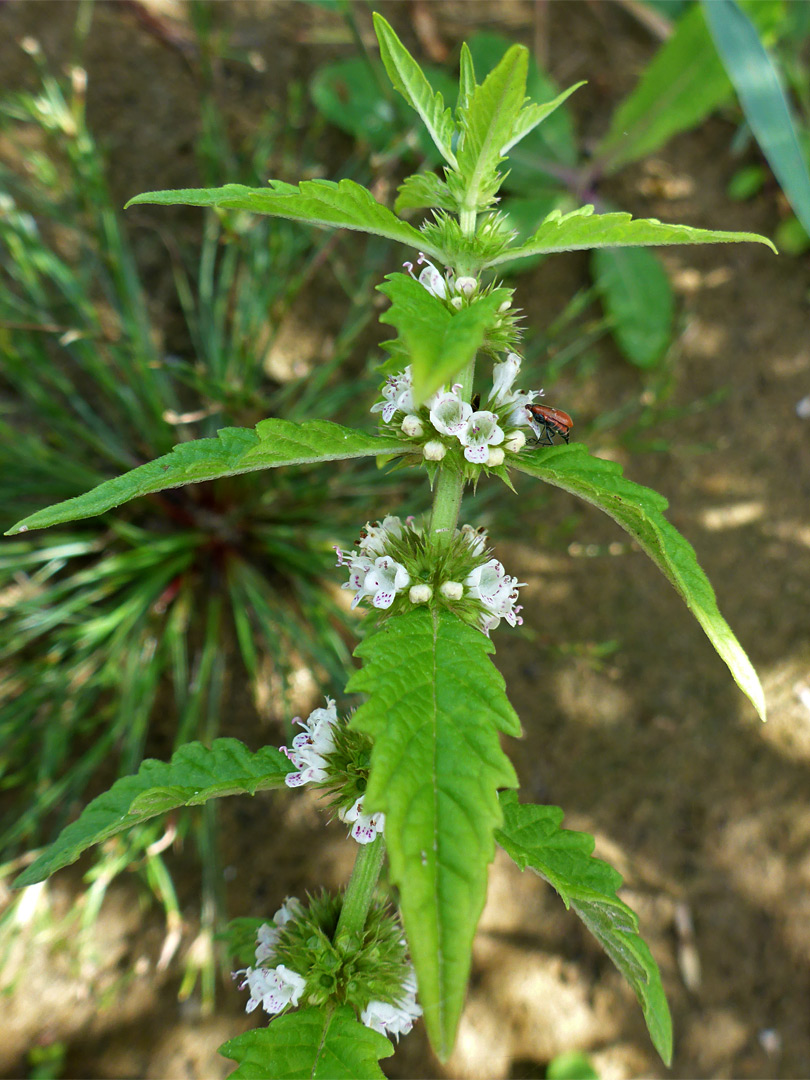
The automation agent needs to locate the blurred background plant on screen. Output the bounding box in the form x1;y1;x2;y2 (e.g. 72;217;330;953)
0;2;407;1006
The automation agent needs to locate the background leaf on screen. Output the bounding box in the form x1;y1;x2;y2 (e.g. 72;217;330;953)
591;246;674;368
6;420;412;534
126;179;439;256
487;205;776;268
703;0;810;236
347;608;520;1060
15;740;291;887
496;791;673;1066
513;444;766;720
220;1005;393;1079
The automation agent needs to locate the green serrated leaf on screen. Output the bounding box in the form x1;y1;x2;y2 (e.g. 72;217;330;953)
512;444;766;720
395;172;459;214
458;43;476;113
347;608;520;1060
592;246;674;368
496;791;673;1066
220;1006;393;1079
703;0;810;236
6;420;412;535
372;13;457;167
125;179;440;257
15;740;291;888
456;44;528;209
378;273;510;402
501;81;586;156
487;204;776;269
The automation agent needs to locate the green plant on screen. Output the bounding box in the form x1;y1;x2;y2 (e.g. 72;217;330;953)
8;13;772;1076
0;28;396;997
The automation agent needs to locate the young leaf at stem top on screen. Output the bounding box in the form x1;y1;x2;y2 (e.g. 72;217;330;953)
373;13;458;169
513;444;766;720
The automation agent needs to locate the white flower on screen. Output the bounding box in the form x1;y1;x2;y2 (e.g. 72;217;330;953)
339;796;385;844
487;446;505;467
458;411;504;464
465;558;525;633
429;385;471;436
360;967;421;1040
371;367;415;424
504;389;542;429
460;524;488;557
254;898;304;963
357;516;405;557
349;555;410;610
439;580;463;600
405;252;448;298
409;584;433;604
423;440;446;461
282;698;338;787
237;964;306;1015
504;429;526;453
401;414;423;438
455;275;477;297
489;352;523;406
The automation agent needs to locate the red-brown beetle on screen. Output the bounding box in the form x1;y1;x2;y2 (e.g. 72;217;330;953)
525;403;574;445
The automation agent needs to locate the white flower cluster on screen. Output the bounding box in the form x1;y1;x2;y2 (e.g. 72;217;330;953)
281;697;385;844
373;356;541;466
335;517;525;634
235;898;307;1015
361;967;422;1041
236;904;422;1041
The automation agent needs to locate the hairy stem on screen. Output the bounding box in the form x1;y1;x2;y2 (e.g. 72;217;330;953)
334;835;386;947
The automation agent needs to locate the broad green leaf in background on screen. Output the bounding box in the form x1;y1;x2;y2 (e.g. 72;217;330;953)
15;740;291;887
595;0;781;174
486;204;776;269
395;172;459;213
496;792;673;1066
546;1051;600;1080
377;273;511;401
126;179;441;257
347;608;521;1060
373;13;457;167
513;444;766;720
703;0;810;236
220;1006;393;1080
456;44;528;210
5;420;413;535
591;246;675;368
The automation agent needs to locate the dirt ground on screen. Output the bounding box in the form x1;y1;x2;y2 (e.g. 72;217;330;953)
2;2;810;1078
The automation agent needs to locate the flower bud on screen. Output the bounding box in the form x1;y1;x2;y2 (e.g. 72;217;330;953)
504;430;526;452
439;581;464;601
423;440;446;461
455;276;477;297
498;300;511;314
487;446;505;467
409;584;433;604
401;414;424;438
450;296;463;310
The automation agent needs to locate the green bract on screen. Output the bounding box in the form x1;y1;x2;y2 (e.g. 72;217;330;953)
9;10;773;1076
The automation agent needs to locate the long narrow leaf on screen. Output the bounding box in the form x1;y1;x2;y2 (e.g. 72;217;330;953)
513;444;766;720
15;740;292;887
6;420;413;535
486;204;776;268
348;608;520;1060
126;179;439;257
703;0;810;235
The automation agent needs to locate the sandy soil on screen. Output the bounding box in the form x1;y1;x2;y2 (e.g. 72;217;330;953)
1;2;809;1078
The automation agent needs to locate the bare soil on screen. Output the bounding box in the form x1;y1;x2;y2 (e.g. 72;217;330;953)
2;2;809;1078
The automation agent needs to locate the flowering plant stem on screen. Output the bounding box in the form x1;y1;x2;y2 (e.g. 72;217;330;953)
334;834;386;948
